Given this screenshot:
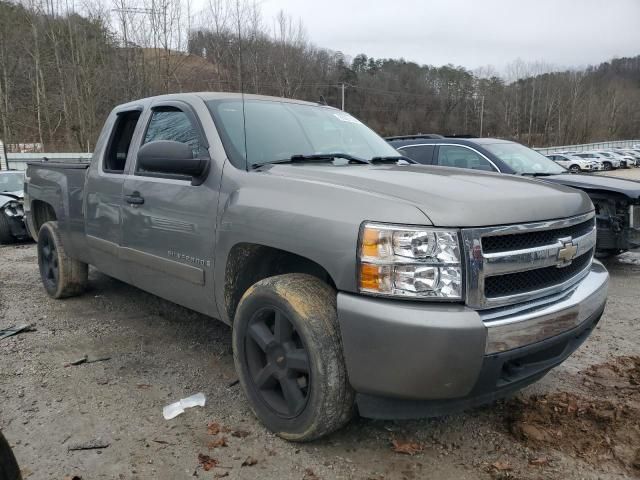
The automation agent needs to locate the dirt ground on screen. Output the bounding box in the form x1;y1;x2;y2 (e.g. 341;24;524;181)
2;170;640;480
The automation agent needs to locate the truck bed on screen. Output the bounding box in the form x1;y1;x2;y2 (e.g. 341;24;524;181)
25;161;90;259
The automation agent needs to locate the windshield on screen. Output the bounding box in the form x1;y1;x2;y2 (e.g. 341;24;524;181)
207;99;399;168
0;172;24;192
483;143;566;174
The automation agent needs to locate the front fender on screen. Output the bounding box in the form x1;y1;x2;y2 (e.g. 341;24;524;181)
213;167;430;323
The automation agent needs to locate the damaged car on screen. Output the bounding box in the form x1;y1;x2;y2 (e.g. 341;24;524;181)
388;136;640;257
0;170;28;244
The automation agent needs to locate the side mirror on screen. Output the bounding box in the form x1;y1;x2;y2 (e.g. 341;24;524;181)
137;140;209;182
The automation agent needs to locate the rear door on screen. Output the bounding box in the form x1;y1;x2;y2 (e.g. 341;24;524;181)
84;107;143;280
121;99;219;315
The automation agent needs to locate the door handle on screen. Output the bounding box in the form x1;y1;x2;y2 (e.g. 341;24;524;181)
125;192;145;205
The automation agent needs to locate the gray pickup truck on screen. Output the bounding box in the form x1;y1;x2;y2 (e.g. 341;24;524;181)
25;93;609;441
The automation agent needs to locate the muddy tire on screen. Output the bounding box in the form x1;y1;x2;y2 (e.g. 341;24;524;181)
0;431;21;480
0;213;14;244
232;273;354;442
37;221;88;299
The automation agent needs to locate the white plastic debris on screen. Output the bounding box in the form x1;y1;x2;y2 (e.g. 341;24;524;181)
163;392;206;420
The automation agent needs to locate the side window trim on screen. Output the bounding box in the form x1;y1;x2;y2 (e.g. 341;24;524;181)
433;143;500;172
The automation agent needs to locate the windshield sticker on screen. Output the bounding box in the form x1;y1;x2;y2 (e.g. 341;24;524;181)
333;112;361;124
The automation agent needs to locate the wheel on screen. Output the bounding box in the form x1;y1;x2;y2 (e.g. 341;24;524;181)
37;221;88;299
232;273;354;441
0;430;21;480
569;164;580;173
0;213;14;244
603;162;612;171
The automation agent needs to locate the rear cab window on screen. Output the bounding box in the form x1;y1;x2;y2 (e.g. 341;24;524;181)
103;110;142;173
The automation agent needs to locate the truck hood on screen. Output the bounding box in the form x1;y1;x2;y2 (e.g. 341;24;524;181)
541;174;640;199
0;190;23;197
0;192;23;206
264;164;593;227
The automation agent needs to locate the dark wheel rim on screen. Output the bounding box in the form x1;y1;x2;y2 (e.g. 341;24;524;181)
244;307;311;418
39;230;59;290
605;163;611;170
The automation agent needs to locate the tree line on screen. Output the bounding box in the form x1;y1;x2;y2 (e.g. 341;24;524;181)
0;0;638;153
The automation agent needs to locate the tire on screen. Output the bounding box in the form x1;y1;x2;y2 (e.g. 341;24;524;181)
37;221;88;299
603;162;612;171
569;165;580;173
0;431;21;480
0;213;14;244
232;273;354;442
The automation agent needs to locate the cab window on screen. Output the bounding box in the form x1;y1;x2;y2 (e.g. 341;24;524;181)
103;110;141;173
142;107;205;158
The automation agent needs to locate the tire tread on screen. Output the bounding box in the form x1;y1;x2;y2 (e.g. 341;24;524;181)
38;221;88;298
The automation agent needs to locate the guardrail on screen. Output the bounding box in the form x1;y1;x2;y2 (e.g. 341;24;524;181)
5;152;92;171
535;140;640;155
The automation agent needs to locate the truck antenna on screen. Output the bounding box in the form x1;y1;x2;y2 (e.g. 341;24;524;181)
236;0;249;171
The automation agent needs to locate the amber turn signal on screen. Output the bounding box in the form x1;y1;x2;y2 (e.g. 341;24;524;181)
359;263;380;290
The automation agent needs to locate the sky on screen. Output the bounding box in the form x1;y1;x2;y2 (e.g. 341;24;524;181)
258;0;640;72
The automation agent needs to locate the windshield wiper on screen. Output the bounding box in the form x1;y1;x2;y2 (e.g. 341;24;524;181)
521;172;554;177
251;153;370;169
370;155;416;165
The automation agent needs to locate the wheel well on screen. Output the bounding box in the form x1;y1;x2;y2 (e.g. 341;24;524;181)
31;200;56;234
224;243;336;323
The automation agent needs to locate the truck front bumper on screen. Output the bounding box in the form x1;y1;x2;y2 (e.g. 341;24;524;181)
337;261;608;419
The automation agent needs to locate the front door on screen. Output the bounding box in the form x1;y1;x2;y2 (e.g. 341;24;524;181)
121;100;219;315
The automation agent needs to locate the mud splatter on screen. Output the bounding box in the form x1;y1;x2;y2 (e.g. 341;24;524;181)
506;357;640;474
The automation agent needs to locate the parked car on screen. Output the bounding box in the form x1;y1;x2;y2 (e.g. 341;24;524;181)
572;152;620;170
593;150;634;168
0;170;28;244
545;153;600;172
25;94;609;441
388;136;640;256
612;149;640;166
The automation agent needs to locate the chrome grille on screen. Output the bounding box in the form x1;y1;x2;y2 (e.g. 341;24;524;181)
461;212;596;310
484;250;592;298
482;218;595;253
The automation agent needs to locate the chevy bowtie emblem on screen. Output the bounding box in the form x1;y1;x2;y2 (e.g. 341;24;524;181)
557;237;578;266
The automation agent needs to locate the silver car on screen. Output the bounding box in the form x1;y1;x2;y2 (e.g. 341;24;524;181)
545;153;600;172
573;152;619;170
595;150;635;168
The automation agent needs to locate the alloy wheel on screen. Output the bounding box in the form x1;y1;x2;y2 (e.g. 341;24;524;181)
39;231;59;290
244;307;311;418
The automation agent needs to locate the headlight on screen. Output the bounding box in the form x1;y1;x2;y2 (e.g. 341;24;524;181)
358;222;463;299
4;201;24;218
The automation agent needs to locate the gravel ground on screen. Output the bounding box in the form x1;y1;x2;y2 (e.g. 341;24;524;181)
1;170;640;480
